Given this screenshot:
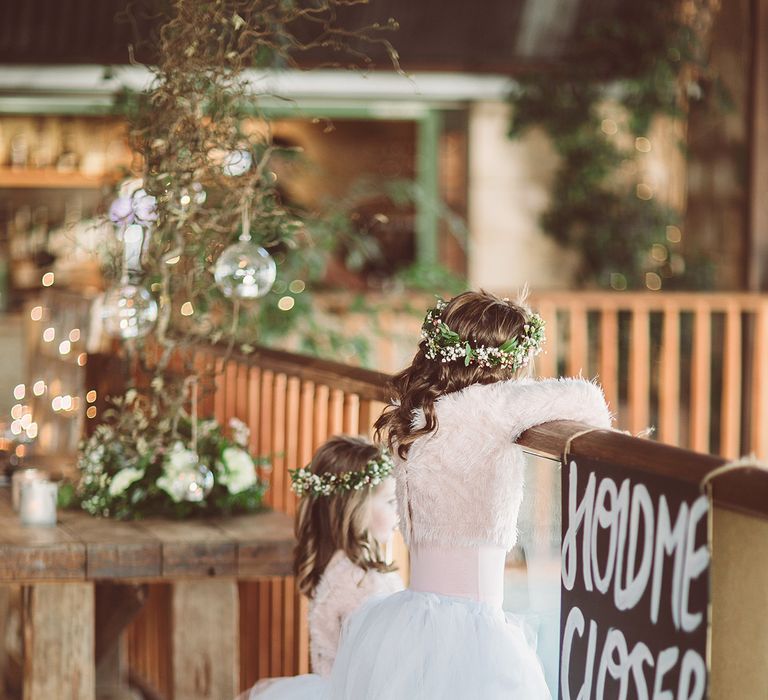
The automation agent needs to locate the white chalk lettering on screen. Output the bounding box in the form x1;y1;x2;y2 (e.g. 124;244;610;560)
677;649;706;700
562;461;596;591
681;496;709;633
651;496;688;628
620;482;654;611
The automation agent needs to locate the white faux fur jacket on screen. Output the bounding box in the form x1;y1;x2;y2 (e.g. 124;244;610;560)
396;377;612;551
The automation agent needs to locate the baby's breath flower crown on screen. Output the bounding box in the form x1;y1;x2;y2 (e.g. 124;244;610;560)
421;298;546;371
289;451;394;498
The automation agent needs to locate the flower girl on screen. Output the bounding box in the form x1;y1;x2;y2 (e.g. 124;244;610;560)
239;435;402;699
328;290;613;699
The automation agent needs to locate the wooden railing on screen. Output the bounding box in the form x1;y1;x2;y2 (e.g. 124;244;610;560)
124;338;768;697
126;345;391;696
323;291;768;460
531;292;768;460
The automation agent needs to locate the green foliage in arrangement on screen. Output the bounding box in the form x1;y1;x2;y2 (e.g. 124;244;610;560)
509;0;722;290
74;388;267;519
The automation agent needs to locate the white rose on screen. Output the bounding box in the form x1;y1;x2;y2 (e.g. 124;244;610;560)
228;417;250;447
157;442;202;502
108;467;145;497
218;447;257;494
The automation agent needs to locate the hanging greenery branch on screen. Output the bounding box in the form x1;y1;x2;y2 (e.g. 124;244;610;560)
102;0;401;374
508;0;721;290
77;0;402;518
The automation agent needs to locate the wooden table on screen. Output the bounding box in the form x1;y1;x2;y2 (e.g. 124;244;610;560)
0;489;294;700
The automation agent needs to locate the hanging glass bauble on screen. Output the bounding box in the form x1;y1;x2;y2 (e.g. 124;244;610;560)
169;461;214;503
101;283;158;339
221;150;252;177
144;170;173;199
214;241;276;299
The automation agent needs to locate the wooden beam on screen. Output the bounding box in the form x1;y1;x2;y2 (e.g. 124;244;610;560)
748;0;768;289
172;580;239;700
23;582;95;700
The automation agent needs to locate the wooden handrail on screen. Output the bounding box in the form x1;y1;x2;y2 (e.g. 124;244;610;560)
517;422;768;521
206;342;390;403
206;342;768;522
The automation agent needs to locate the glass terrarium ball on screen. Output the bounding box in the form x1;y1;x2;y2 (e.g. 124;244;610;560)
214;241;276;300
221;149;252;177
170;462;214;503
101;284;159;339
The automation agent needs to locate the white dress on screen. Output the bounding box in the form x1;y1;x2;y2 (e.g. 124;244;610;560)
240;550;403;699
328;378;612;699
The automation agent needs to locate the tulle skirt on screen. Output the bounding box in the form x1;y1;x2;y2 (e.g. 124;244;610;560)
237;674;328;700
329;589;552;699
241;589;551;700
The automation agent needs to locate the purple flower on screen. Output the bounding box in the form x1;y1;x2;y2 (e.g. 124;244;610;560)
132;189;158;223
109;196;135;225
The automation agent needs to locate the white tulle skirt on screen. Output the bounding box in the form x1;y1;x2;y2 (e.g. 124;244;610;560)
238;674;328;700
241;589;551;700
329;589;551;699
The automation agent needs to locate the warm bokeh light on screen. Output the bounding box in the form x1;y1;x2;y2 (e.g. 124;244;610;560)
13;384;25;400
30;306;43;321
278;296;295;311
42;327;55;342
41;272;55;287
181;301;194;316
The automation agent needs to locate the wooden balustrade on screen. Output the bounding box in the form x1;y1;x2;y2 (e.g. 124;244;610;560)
36;288;761;696
529;292;768;460
126;345;390;696
338;291;768;460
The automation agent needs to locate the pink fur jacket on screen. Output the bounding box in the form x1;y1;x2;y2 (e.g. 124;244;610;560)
396;377;612;551
309;551;403;677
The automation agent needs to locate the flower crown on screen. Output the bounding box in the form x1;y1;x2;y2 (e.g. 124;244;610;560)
421;298;546;371
289;451;395;498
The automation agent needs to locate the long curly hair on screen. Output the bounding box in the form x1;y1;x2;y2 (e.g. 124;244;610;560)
375;290;535;459
294;435;395;598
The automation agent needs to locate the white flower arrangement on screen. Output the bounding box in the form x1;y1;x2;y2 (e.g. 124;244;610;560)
72;391;268;519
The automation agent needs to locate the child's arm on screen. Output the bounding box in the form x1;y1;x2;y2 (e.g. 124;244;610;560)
445;377;612;442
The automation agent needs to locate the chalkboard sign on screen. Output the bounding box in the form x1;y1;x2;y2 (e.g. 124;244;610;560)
559;456;710;700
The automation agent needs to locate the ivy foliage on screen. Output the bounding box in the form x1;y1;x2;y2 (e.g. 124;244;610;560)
509;0;720;290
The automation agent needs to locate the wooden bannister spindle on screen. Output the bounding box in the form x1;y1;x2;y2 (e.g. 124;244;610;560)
753;303;768;460
721;305;742;458
690;305;712;453
599;306;620;418
567;307;588;377
658;306;681;446
270;373;288;513
629;307;651;434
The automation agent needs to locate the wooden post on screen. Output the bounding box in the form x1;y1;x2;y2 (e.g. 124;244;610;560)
748;0;768;290
172;580;239;700
710;507;768;696
23;582;95;700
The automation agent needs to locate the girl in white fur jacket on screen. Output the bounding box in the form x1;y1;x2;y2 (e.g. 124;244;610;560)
238;436;402;700
327;290;612;700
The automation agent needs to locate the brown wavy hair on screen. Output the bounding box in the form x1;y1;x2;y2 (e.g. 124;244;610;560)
374;290;535;459
294;435;395;597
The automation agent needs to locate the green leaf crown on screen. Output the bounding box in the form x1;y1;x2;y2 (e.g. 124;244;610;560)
421;298;546;371
289;451;395;498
